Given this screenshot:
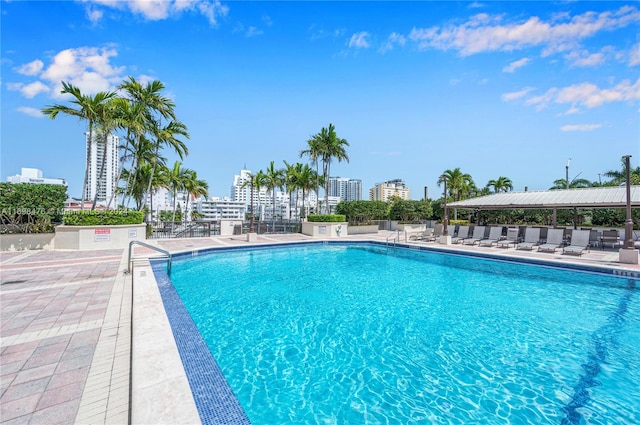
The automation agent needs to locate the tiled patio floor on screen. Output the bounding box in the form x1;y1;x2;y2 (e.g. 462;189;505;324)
0;232;638;424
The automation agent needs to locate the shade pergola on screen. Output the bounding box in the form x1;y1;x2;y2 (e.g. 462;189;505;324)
447;186;640;227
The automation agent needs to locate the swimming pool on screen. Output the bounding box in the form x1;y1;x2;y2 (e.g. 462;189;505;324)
158;242;640;424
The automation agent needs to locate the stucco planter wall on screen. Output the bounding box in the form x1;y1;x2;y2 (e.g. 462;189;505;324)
0;233;55;251
301;222;348;238
55;224;146;250
390;222;426;233
346;225;378;235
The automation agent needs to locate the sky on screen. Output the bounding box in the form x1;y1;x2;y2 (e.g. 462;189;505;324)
1;1;639;200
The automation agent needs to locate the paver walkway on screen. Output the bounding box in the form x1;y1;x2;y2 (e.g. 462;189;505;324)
1;249;130;425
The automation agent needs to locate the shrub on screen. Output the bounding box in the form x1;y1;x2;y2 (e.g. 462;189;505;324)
307;214;346;223
336;200;389;224
63;210;145;226
0;183;67;233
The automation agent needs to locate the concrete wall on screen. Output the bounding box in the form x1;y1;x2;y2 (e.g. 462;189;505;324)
346;225;378;235
219;219;244;236
301;222;348;238
55;224;146;250
0;233;55;251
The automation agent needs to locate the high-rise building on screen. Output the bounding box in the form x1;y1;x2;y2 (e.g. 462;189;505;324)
6;168;67;186
328;177;362;201
230;169;269;210
85;132;118;205
369;179;411;201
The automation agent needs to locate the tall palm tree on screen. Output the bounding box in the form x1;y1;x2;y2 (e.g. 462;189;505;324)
486;176;513;193
549;177;592;190
283;161;303;220
300;133;323;213
320;124;349;213
437;168;475;201
145;119;189;213
262;161;285;232
42;82;117;209
182;170;209;225
240;172;260;232
296;164;319;218
603;157;640;185
166;161;195;232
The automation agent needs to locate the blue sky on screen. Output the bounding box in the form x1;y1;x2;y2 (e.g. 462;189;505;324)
2;1;639;200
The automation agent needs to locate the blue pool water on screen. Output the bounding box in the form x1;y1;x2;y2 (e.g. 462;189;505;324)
167;243;640;424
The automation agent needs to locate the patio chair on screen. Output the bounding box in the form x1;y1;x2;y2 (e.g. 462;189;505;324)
410;228;434;241
516;227;541;250
463;226;486;245
451;225;469;244
601;230;620;249
563;229;591;256
496;228;519;248
425;223;444;242
478;226;503;247
537;228;565;253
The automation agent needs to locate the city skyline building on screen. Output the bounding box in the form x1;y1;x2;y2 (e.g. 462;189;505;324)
85;132;118;206
328;177;362;201
369;179;411;201
6;167;67;186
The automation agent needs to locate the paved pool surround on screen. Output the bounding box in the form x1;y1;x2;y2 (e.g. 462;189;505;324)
1;231;638;424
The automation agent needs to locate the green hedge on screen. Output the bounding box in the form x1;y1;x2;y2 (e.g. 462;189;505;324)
307;214;346;223
0;183;67;233
64;210;145;226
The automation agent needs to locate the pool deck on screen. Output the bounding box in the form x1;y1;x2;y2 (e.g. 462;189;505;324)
1;231;639;424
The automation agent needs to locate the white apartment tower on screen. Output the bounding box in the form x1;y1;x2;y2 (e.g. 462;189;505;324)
328;177;362;201
85;132;119;205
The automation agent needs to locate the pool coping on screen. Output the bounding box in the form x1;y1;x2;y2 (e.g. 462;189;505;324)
138;239;640;424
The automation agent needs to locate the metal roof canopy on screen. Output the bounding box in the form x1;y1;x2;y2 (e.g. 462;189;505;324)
447;186;640;210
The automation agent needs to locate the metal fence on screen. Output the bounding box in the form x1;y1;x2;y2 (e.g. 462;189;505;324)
147;220;302;239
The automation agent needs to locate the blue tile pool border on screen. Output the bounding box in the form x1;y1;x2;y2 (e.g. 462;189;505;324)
150;240;639;424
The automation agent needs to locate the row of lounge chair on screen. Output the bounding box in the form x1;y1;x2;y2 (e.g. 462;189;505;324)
409;225;596;256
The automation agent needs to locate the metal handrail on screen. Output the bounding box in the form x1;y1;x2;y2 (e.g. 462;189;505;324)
126;240;172;275
386;230;400;248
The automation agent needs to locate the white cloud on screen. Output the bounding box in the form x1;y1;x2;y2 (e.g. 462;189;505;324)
17;106;45;118
408;6;639;57
511;78;640;112
379;32;406;53
629;42;640;66
349;32;371;49
21;81;51;98
560;124;602;131
501;87;535;101
15;60;44;76
245;26;263;37
502;57;530;73
82;0;228;25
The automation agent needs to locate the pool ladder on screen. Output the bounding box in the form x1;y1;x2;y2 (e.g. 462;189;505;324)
386;230;400;250
126;240;172;276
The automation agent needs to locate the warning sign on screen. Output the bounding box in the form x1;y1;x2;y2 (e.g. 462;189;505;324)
94;228;111;241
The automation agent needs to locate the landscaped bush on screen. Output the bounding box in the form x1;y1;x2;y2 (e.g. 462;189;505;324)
0;183;67;233
336;200;389;225
63;210;145;226
307;214;346;223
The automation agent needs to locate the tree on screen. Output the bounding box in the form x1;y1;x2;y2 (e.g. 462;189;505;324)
42;82;117;210
262;161;285;232
182;170;209;224
603;157;640;185
166;161;195;233
437;168;475;201
295;164;319;218
486;176;513;193
283;161;304;220
549;177;592;190
302;123;349;214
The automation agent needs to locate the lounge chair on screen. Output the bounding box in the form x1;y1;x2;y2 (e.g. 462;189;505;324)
479;226;503;247
425;223;444;242
537;228;565;253
563;229;591;256
463;226;486;245
496;228;519;248
409;228;434;241
601;230;620;249
451;225;469;244
516;227;541;250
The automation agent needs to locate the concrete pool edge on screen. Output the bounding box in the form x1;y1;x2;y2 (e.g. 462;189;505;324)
135;237;640;424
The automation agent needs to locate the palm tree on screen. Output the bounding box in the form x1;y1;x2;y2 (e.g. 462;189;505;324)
320;124;349;213
182;170;209;225
42;82;117;209
603;157;640;185
262;161;285;232
437;168;475;201
300;133;323;213
296;164;319;218
283;161;303;220
240;172;260;233
166;161;195;233
486;176;513;193
549;177;592;190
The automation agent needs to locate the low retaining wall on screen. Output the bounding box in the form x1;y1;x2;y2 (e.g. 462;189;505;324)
55;224;147;250
301;222;348;238
0;233;55;251
346;225;378;235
